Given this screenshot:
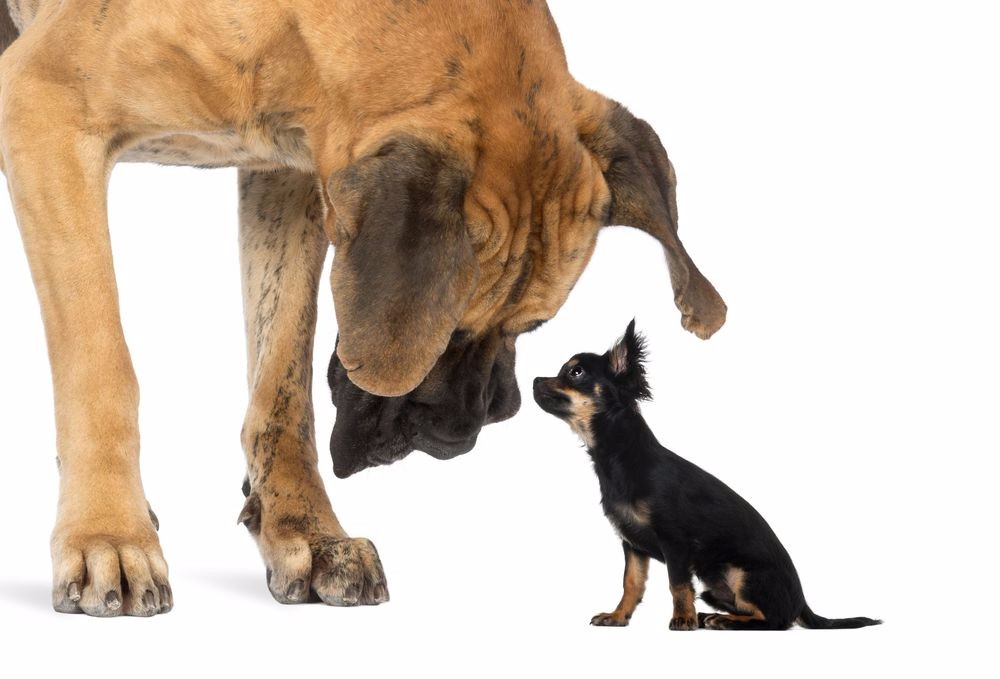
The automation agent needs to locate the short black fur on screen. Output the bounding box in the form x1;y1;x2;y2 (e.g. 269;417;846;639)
533;320;881;630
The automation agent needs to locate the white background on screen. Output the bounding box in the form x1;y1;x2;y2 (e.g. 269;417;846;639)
1;1;997;676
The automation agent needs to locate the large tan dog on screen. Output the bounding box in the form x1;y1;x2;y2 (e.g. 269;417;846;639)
0;0;726;616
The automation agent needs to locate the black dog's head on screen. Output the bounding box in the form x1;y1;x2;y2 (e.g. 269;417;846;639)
533;320;651;446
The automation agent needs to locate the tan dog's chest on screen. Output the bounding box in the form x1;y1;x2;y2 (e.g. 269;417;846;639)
120;127;313;171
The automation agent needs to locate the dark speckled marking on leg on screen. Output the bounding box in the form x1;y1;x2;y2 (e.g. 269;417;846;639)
237;167;388;607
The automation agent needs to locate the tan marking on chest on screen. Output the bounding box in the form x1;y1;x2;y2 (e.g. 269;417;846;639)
613;500;652;528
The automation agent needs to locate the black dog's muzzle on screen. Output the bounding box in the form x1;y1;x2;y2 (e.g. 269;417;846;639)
532;376;570;417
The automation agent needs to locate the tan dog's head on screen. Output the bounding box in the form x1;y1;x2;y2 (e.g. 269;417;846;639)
324;13;726;477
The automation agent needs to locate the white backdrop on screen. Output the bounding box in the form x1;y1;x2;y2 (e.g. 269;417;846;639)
1;1;997;676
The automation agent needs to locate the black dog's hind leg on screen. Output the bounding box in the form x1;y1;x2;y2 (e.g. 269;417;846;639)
700;567;789;630
591;542;650;627
702;614;786;630
700;589;739;614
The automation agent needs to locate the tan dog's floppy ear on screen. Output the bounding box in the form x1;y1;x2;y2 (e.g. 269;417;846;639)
327;138;478;397
582;99;727;339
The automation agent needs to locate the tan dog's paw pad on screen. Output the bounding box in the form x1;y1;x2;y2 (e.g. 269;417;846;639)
669;615;699;631
591;611;629;627
262;534;389;607
51;531;171;617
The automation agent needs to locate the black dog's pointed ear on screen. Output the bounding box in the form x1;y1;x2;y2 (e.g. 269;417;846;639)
607;319;651;401
581;97;727;340
327;138;479;397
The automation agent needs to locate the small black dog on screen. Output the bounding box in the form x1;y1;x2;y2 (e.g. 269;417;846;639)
533;321;881;630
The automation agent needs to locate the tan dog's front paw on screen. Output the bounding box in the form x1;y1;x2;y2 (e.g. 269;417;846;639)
51;522;170;617
260;535;389;606
240;494;388;606
309;536;388;606
669;615;699;631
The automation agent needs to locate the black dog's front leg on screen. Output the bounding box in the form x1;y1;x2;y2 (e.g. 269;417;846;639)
590;542;650;627
663;545;698;631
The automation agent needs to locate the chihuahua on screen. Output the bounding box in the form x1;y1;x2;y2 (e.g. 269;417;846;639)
532;321;880;630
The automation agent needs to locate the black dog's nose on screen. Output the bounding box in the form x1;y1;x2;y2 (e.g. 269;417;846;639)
533;377;548;396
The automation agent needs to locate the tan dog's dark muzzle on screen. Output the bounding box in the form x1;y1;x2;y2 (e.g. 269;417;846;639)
328;330;521;477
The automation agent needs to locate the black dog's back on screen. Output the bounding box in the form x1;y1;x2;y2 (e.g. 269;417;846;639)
533;321;880;630
592;413;808;629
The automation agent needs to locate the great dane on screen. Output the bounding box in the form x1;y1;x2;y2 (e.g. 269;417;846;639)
0;0;725;616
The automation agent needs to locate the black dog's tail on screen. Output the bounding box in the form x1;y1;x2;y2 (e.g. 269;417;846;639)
797;604;882;629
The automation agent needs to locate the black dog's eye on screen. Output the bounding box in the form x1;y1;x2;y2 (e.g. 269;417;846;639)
568;365;585;379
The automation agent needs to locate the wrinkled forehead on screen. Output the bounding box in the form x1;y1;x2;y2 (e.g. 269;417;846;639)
458;212;605;339
454;128;612;338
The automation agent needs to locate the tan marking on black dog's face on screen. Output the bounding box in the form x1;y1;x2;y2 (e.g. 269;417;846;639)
532;377;598;447
532;358;608;447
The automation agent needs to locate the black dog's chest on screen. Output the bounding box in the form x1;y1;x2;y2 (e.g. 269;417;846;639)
602;498;661;559
593;453;667;559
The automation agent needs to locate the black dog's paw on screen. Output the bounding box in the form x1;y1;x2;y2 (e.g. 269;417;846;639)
701;614;732;630
591;611;629;627
669;615;699;631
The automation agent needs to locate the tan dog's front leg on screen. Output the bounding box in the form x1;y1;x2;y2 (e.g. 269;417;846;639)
2;79;168;616
237;169;388;606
